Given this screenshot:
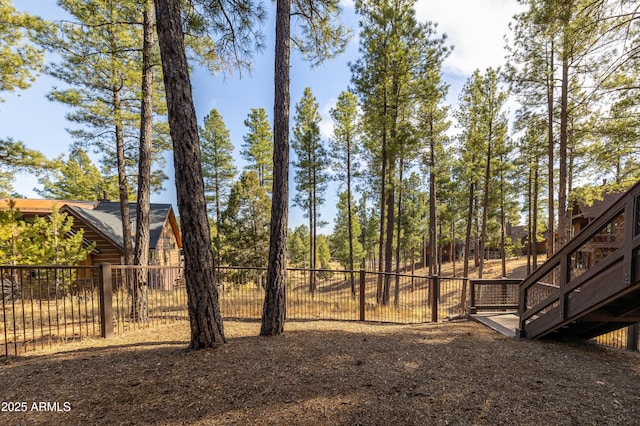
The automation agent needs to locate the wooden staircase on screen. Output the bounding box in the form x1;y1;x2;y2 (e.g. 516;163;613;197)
518;181;640;340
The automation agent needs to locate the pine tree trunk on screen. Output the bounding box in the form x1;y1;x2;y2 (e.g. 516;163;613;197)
479;136;491;279
132;0;154;323
500;168;506;278
383;165;395;306
308;186;313;293
533;166;539;270
527;166;532;276
437;219;443;276
429;130;437;276
558;40;569;249
154;0;226;348
376;132;387;303
394;159;403;307
347;144;355;295
451;220;456;277
114;89;133;268
261;0;290;336
546;39;555;258
312;169;317;292
214;164;221;266
461;182;474;314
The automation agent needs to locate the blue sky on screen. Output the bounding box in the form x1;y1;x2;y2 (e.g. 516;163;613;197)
2;0;524;231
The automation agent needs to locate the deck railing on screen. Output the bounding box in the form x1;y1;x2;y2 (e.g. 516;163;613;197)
518;180;640;339
469;279;522;313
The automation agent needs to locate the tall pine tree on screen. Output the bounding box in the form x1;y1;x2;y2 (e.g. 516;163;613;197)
292;87;329;294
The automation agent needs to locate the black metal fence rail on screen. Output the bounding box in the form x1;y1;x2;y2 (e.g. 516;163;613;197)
596;324;639;351
1;265;102;356
2;263;637;357
110;265;188;336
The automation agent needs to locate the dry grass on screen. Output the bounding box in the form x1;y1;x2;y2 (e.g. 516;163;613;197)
1;319;639;425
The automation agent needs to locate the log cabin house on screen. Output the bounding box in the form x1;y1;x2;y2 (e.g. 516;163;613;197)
0;198;182;289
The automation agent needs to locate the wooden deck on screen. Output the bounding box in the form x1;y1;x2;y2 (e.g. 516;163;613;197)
518;181;640;340
470;312;519;338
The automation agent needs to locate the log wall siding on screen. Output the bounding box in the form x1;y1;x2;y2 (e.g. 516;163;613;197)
152;222;181;267
68;220;123;265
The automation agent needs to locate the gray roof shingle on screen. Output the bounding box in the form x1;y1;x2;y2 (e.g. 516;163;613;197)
63;202;174;251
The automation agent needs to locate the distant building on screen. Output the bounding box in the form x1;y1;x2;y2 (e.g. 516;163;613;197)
0;198;182;289
506;223;546;256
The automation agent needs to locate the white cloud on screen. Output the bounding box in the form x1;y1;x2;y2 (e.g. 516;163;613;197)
319;98;337;141
414;0;526;77
340;0;355;9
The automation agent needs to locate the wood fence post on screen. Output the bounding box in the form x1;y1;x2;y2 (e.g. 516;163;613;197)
431;275;439;323
98;263;113;338
469;279;477;314
627;323;639;351
359;269;365;322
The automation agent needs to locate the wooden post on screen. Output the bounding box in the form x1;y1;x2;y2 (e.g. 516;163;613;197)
559;255;569;321
98;263;113;338
622;198;635;286
627;323;639;351
359;269;365;322
469;279;477;314
431;275;439;323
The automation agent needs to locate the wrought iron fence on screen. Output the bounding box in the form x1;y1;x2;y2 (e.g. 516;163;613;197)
1;265;102;356
596;324;639;351
215;268;467;323
3;263;637;357
110;265;188;335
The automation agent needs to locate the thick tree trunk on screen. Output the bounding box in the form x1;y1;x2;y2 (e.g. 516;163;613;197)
132;0;155;323
154;0;226;348
261;0;290;336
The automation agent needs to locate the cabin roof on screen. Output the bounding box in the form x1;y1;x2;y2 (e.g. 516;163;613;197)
0;198;182;252
63;201;181;251
572;191;625;220
0;198;98;215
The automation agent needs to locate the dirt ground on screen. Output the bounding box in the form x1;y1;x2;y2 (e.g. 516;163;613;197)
1;319;639;425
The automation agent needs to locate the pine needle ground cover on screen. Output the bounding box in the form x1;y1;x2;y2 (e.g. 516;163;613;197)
1;320;639;425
